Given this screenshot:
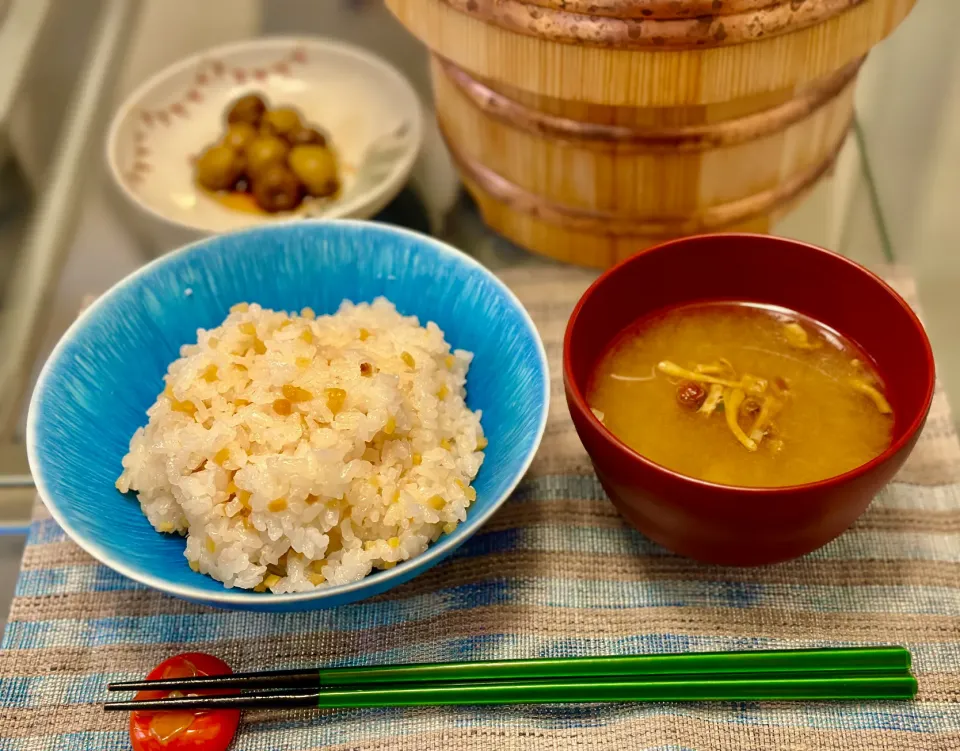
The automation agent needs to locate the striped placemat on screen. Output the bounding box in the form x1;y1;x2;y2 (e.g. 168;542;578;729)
2;265;959;750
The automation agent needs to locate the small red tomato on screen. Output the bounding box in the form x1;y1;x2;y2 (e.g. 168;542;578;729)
129;652;240;751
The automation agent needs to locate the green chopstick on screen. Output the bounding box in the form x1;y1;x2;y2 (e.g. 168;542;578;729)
105;673;918;711
313;647;912;687
317;673;920;707
108;646;912;693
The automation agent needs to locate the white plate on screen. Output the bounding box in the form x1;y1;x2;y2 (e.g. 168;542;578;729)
107;37;423;248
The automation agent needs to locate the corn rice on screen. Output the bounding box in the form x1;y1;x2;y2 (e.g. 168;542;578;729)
115;298;486;593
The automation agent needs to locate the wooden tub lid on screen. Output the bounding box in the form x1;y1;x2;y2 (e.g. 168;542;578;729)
438;0;869;50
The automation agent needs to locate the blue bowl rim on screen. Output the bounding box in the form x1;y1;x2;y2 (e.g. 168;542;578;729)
26;218;550;606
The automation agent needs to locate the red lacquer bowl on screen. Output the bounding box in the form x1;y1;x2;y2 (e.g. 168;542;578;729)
563;234;935;566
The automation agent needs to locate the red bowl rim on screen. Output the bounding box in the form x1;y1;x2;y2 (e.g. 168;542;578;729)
563;233;937;497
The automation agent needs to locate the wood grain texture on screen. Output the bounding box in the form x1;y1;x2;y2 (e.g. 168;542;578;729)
456;166;817;268
436;56;863;150
388;0;918;267
442;115;848;232
386;0;917;106
434;57;851;266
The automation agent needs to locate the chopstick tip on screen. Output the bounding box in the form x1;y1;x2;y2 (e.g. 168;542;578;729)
103;701;136;712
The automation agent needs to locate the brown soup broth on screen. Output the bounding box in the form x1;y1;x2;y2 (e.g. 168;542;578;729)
587;301;894;488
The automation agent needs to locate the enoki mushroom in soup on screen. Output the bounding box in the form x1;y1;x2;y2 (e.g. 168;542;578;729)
587;302;894;488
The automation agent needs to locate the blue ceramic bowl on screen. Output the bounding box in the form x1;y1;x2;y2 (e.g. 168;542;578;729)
27;220;548;611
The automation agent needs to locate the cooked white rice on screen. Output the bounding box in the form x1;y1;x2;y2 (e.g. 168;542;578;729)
116;298;485;593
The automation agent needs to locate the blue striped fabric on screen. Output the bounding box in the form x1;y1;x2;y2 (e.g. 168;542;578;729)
1;266;958;750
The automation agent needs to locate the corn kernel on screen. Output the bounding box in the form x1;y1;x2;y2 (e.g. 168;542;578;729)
305;494;321;504
443;522;457;535
201;364;218;383
237;490;251;506
301;307;316;320
213;447;230;465
171;399;197;416
388;536;400;548
273;398;292;416
252;338;267;355
380;561;396;569
299;329;314;344
454;478;464;489
325;387;346;414
239;322;256;336
268;498;288;513
412;453;422;466
233;398;251;407
359;328;370;341
295;356;312;368
205;536;216;553
189;560;200;572
226;481;238;496
476;436;488;450
445;354;455;369
278;320;293;329
363;540;376;551
440;438;452;451
427;495;445;510
401;351;415;368
308;572;326;585
282;384;314;402
436;385;449;400
157;522;174;533
262;573;282;590
230;302;249;313
465;486;477;502
384;416;396;435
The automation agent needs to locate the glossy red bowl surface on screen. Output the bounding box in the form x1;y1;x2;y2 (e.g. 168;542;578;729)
563;233;935;566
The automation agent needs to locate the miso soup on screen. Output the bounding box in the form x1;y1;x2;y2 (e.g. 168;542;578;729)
587;302;894;488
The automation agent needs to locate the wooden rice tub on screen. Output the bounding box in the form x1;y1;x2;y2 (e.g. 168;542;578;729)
386;0;918;267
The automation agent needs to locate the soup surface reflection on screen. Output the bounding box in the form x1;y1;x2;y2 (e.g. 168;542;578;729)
587;302;894;488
